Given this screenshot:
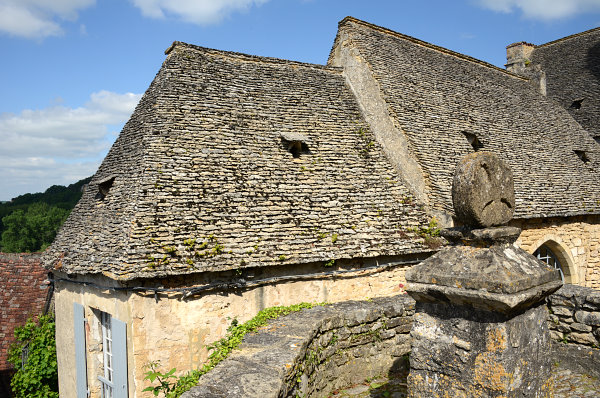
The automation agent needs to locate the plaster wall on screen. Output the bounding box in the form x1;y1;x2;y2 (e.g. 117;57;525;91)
514;217;600;288
54;280;133;398
55;263;412;398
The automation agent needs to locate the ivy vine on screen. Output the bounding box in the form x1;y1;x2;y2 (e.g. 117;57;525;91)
8;315;58;398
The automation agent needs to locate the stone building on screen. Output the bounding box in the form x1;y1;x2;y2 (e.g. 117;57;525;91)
44;17;599;397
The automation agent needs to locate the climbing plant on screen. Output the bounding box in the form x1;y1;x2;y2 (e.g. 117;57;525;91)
8;315;58;398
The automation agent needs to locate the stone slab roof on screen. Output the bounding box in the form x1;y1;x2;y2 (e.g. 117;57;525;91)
531;27;600;138
0;253;49;371
44;42;432;280
330;17;600;220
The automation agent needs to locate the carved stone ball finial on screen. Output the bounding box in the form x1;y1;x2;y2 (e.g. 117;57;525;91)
452;152;515;228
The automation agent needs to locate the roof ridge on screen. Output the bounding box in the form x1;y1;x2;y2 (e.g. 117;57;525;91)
536;26;600;48
337;16;528;81
165;41;342;73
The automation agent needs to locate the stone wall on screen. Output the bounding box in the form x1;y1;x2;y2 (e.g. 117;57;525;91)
53;258;418;398
513;216;600;288
183;285;599;398
183;295;414;398
547;284;600;348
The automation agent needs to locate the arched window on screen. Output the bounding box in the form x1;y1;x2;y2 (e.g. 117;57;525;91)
534;244;564;282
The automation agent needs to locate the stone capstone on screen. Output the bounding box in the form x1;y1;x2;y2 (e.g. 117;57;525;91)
452;151;515;228
406;243;562;314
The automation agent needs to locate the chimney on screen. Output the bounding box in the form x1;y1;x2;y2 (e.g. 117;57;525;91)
505;41;535;74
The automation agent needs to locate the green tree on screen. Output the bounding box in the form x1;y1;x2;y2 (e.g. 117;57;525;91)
0;202;69;252
8;315;59;398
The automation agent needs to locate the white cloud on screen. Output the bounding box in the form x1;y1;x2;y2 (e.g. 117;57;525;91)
131;0;270;25
0;0;95;39
477;0;600;20
0;91;142;201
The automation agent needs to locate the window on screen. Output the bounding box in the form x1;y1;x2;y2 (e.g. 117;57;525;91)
280;132;311;158
97;176;116;200
99;312;114;398
534;244;564;282
74;304;128;398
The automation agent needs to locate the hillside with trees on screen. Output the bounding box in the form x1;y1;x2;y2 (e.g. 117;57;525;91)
0;177;91;253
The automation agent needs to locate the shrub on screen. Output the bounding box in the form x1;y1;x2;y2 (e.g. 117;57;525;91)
8;315;58;398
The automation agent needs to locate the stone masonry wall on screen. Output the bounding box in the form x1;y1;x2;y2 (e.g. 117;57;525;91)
53;259;416;398
513;216;600;288
547;284;600;348
183;295;414;398
184;285;599;398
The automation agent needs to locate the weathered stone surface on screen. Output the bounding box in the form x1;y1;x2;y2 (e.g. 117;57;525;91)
452;152;515;227
575;310;600;326
546;284;600;349
329;18;600;220
44;40;434;280
182;295;415;398
441;225;521;245
408;303;553;398
528;27;600;138
406;243;562;314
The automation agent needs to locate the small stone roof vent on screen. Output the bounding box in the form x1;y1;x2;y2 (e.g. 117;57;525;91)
96;175;116;200
462;131;483;151
574;150;590;163
570;98;584;110
280;132;311;158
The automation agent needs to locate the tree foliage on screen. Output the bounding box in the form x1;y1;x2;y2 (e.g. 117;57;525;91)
8;315;59;398
0;202;69;252
0;177;91;244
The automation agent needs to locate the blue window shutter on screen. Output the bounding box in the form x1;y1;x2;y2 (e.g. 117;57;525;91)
73;302;88;398
112;317;128;398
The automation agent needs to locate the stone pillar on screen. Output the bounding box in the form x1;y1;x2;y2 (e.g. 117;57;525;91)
405;152;562;397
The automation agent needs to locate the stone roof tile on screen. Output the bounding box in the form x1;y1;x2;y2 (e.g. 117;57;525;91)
44;43;433;280
333;18;600;219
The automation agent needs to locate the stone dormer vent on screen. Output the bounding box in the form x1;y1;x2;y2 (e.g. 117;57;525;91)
462;131;482;151
574;150;590;163
97;176;116;200
570;99;584;110
280;132;311;158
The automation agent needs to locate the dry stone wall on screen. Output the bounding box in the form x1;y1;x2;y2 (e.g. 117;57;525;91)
183;285;599;398
182;295;414;398
547;284;600;348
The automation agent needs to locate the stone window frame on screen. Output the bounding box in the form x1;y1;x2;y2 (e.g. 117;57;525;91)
531;239;577;284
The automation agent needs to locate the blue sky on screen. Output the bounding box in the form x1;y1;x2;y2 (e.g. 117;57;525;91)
1;0;600;201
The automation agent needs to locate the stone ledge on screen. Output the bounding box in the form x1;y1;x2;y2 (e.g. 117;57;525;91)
182;295;415;398
181;285;598;398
